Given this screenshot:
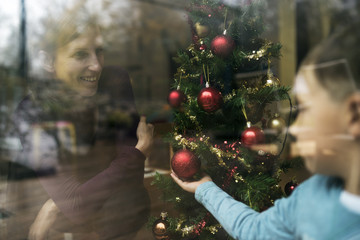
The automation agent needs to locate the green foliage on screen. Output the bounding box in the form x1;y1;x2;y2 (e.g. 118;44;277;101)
280;156;305;173
149;0;297;239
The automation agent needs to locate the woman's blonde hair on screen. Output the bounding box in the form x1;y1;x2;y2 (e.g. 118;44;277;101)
40;2;99;55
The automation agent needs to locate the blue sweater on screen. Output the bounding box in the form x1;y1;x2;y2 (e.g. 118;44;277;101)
195;175;360;240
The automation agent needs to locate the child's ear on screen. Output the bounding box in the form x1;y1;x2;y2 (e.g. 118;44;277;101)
38;50;55;73
346;92;360;139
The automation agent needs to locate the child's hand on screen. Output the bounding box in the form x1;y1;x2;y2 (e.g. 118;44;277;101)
171;171;212;193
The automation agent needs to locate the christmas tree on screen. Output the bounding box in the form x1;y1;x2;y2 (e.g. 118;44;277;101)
149;1;301;239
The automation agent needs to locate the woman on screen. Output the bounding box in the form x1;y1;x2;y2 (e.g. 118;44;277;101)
9;3;153;240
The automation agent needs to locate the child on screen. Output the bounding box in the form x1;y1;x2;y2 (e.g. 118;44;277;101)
171;23;360;240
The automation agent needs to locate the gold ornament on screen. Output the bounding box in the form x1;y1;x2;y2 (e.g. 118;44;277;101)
152;212;170;240
267;114;286;134
261;74;281;87
195;22;210;38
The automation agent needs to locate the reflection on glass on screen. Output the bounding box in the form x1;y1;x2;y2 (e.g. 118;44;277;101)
3;2;154;240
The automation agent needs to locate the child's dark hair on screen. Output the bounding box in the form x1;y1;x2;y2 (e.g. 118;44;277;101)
301;22;360;101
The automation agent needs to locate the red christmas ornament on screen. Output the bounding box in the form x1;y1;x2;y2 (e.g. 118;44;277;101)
171;149;201;179
199;44;207;51
241;126;265;147
284;181;298;196
168;89;186;108
197;85;223;112
211;35;235;58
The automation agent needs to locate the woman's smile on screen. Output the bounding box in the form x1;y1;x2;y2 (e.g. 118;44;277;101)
79;76;98;82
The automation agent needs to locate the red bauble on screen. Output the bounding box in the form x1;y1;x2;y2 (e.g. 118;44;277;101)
197;87;223;112
199;44;207;51
168;89;186;108
241;126;265;147
171;149;201;179
284;181;298;196
211;35;235;58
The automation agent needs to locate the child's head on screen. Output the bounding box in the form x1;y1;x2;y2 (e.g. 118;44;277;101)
290;23;360;179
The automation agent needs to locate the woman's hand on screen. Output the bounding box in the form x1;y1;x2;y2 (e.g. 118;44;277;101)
170;171;212;193
135;116;154;157
28;199;60;240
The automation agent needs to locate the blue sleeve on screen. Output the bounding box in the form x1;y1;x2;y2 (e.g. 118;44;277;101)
195;181;298;240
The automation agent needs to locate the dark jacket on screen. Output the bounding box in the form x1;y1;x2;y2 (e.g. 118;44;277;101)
7;66;150;239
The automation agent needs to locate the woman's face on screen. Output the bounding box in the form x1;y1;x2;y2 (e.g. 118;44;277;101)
53;28;104;97
290;69;349;176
